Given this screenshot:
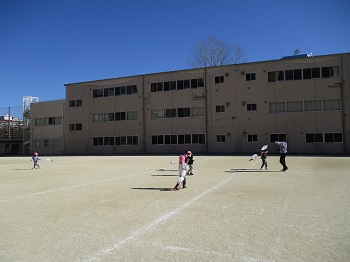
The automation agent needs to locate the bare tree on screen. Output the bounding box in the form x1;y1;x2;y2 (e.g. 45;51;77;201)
188;36;246;68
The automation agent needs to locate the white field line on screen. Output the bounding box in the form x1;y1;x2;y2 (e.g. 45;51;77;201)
0;156;220;203
84;175;235;262
0;169;154;203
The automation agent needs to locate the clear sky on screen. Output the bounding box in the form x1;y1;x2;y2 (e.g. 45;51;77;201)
1;0;349;110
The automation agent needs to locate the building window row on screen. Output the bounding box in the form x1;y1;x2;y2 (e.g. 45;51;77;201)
69;123;82;131
93;111;138;122
306;133;343;143
33;138;63;147
269;99;341;113
268;66;339;82
151;78;204;93
93;136;139;146
151;107;205;119
69;99;82;107
152;134;206;145
35;117;62;126
92;85;138;98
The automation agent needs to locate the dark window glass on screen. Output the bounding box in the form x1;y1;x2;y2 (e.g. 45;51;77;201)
294;69;302;80
69;124;75;131
177;80;184;90
198;78;204;87
151;83;157;92
191;79;198;88
285;70;293;80
199;134;206;144
312;68;320;78
93;137;98;146
115;86;121;96
156;82;163;92
110;137;115;145
184;80;190;89
69;100;76;107
98;137;103;145
185;134;191;144
165;135;171;144
164;82;170;91
165;109;176;118
76;100;82;106
178;135;185;144
268;72;275;82
170;81;176;90
171;135;177;144
120;86;126;95
76;123;82;130
115;137;121;145
321;67;330;78
276;71;284;81
303;68;312;79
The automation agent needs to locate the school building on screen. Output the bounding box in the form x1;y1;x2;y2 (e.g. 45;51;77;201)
30;52;350;155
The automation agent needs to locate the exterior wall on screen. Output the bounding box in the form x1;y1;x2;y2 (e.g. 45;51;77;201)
32;53;350;155
30;100;65;155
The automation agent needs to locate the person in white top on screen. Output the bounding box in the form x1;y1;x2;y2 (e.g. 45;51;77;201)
275;138;288;171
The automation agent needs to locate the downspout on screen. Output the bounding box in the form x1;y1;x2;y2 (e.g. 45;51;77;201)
142;75;146;154
204;68;209;153
340;57;347;154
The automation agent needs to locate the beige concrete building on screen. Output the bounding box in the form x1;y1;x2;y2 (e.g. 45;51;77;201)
30;53;350;155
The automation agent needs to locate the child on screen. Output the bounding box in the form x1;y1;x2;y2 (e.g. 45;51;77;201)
260;149;268;170
173;151;189;190
186;151;195;175
32;152;41;169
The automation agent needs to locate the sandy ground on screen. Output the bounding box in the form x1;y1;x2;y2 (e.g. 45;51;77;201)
0;154;349;262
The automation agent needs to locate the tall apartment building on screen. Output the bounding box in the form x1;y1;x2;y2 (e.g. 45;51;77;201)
30;53;350;155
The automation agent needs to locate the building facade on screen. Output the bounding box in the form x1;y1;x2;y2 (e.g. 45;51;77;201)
30;53;350;155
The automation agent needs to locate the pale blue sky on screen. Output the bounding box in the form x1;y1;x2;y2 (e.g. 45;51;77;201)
1;0;349;110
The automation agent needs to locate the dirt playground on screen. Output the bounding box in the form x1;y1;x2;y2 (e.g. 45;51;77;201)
0;155;349;261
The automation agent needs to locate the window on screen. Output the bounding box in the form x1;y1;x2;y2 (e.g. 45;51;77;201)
303;68;312;79
304;100;322;112
165;109;176;118
76;99;82;107
325;133;342;143
191;107;205;117
152;135;163;145
93;114;104;122
177;80;184;90
164;82;170;91
127;111;138;120
108;113;115;121
93;89;104;98
217;135;225;142
247;104;257;111
151;109;164;119
269;102;285;113
312;67;320;78
294;69;302;80
246;73;256;81
177;108;191;117
127;85;138;94
216;105;225;113
248;134;257;142
276;71;284;81
104;87;115;97
69;100;76;107
191;79;198;88
69;124;75;131
115;112;126;121
268;72;275;82
270;134;287;143
151;83;156;92
76;123;82;131
170;81;176;90
285;70;293;81
192;134;206;144
306;133;323;143
323;99;341;111
184;80;190;89
215;76;224;84
156;83;163;92
286;101;303;112
198;78;204;87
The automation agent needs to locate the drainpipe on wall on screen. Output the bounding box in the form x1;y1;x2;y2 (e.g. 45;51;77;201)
204;68;209;153
340;57;347;154
142;75;146;154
